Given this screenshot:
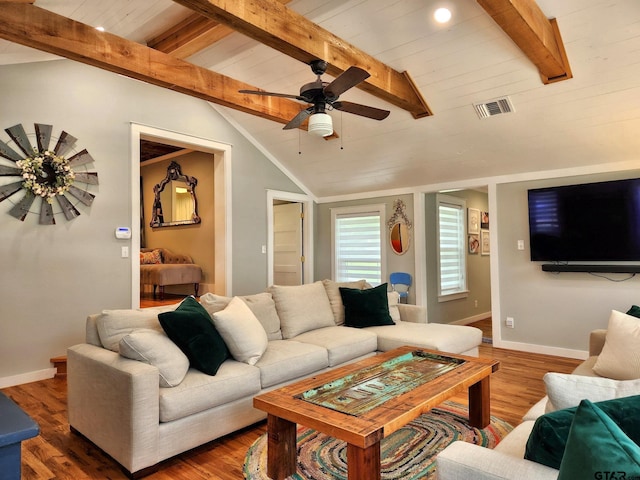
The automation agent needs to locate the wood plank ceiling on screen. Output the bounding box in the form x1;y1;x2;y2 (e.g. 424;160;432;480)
0;0;569;124
0;0;638;198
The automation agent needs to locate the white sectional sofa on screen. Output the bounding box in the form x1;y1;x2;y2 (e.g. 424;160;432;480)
67;280;482;477
437;325;631;480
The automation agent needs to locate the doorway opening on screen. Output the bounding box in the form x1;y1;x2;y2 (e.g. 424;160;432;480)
267;190;314;286
130;124;232;308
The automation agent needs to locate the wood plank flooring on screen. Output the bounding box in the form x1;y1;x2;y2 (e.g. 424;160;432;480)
1;305;582;480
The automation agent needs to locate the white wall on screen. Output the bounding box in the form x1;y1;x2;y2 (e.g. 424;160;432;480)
0;59;303;384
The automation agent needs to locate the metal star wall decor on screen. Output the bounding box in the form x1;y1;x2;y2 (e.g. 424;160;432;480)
0;123;98;224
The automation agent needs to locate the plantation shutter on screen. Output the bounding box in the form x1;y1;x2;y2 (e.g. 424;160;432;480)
438;201;466;296
334;212;382;285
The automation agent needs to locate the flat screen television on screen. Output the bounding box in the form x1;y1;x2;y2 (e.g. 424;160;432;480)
528;178;640;262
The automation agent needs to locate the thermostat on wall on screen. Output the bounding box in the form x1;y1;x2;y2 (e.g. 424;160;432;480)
115;227;131;239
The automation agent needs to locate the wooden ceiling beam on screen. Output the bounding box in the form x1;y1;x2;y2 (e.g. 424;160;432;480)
477;0;572;84
148;0;293;59
172;0;432;118
0;3;305;126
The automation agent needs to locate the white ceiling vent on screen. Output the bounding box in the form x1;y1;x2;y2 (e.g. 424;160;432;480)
473;96;515;119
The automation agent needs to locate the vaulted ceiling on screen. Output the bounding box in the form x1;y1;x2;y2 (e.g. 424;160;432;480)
1;0;639;198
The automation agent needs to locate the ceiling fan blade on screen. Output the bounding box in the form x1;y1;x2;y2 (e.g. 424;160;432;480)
239;89;306;101
283;107;313;130
323;66;370;100
332;101;390;120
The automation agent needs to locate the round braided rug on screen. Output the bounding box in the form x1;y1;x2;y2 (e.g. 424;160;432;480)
244;401;512;480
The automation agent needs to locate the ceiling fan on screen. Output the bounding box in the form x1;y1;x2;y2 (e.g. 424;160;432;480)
239;60;390;136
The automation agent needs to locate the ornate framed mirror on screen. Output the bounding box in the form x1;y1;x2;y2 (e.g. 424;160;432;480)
387;199;412;255
150;161;201;227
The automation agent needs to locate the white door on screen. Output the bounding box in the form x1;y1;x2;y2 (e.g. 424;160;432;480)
273;202;303;285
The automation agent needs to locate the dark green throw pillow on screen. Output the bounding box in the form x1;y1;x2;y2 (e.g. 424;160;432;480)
339;283;394;328
558;399;640;480
158;296;229;376
627;305;640;318
525;394;640;469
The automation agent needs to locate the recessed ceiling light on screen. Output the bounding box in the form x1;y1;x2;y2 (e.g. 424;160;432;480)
434;7;452;23
95;26;105;32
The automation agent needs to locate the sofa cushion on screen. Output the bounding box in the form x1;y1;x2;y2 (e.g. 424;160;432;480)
292;326;377;366
593;310;640;380
269;282;335;339
557;400;640;480
544;372;640;412
159;297;229;376
526;395;640;470
255;340;328;388
211;296;268;365
200;292;282;340
96;303;180;351
158;360;261;422
366;322;482;355
340;283;395;328
119;329;189;388
322;279;368;325
239;293;282;340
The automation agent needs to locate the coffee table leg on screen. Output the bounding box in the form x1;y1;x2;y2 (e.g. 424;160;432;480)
347;442;381;480
266;414;296;480
468;376;491;428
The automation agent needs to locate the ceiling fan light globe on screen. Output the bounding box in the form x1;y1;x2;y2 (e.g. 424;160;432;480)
308;113;333;137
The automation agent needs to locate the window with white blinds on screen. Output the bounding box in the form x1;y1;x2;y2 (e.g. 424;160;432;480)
331;205;386;285
436;194;468;300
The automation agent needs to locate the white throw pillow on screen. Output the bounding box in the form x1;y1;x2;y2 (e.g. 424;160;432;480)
544;372;640;412
200;292;282;340
119;329;189;388
593;310;640;380
269;282;335;338
212;296;268;365
97;304;179;352
388;291;401;323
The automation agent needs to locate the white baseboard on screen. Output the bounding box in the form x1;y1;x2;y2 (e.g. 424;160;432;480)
0;368;56;389
449;311;492;326
493;339;589;360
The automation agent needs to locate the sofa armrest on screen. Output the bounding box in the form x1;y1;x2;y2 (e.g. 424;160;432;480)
397;304;427;323
589;329;607;357
67;343;160;474
436;441;558;480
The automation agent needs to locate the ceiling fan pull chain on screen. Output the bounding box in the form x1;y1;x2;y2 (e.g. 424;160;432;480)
340;111;344;150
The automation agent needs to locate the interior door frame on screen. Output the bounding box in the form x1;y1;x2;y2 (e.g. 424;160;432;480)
130;123;232;307
267;190;314;286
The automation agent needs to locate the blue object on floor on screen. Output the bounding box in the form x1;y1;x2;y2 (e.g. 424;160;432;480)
0;392;39;480
390;272;412;303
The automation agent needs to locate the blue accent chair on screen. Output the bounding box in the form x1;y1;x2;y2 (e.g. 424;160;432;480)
389;272;412;303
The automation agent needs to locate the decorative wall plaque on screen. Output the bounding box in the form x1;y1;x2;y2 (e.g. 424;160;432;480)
0;123;98;224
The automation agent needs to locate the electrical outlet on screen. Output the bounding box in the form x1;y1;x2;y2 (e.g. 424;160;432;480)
121;246;129;258
506;317;515;328
517;240;525;250
474;300;478;307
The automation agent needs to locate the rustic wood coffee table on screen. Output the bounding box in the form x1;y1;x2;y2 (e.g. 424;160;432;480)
253;346;499;480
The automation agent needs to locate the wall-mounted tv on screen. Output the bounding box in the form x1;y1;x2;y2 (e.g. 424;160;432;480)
528;178;640;262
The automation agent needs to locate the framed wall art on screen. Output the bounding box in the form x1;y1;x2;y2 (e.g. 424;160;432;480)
467;208;480;234
481;229;490;255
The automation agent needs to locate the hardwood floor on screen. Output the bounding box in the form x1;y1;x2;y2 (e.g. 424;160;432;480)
1;313;582;480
